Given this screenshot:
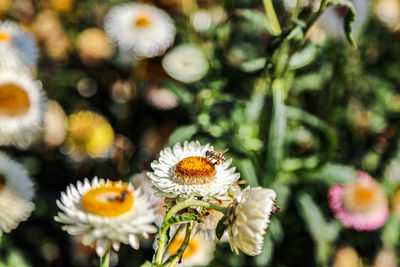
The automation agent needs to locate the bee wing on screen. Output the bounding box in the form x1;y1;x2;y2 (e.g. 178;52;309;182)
215;148;229;154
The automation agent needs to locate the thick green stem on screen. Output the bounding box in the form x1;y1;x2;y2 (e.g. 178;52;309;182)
263;0;282;35
154;199;229;266
290;0;303;22
99;248;110;267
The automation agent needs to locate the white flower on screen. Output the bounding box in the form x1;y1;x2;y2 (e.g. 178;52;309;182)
162;44;209;83
0;70;46;147
163;230;215;267
104;3;175;58
54;177;158;257
148;140;240;200
0;20;38;72
0;152;35;235
317;0;370;39
228;186;276;256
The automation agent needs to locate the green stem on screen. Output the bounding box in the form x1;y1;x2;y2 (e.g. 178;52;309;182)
99;248;110;267
154;199;229;266
263;0;282;35
289;0;303;22
165;222;194;267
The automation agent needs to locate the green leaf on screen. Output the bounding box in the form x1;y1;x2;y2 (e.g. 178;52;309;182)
240;58;267;73
236;9;273;33
327;0;357;48
216;216;228;240
289;45;318;70
139;261;152;267
168;125;199;146
162;213;202;229
162;81;194;105
236;159;259;186
299;163;356;185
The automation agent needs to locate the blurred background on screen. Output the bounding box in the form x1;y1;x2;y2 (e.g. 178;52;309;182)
1;0;400;266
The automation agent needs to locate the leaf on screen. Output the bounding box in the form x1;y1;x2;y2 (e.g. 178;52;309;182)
299;163;356;185
240;58;267;73
139;261;152;267
327;0;357;48
289;44;318;70
168;125;199;146
162;81;194;105
216;216;228;240
236;159;259;186
236;9;273;33
162;213;202;230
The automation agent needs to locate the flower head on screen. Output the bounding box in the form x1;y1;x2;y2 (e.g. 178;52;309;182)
54;177;158;257
0;20;38;71
0;152;35;235
148;140;240;200
76;28;114;65
227;186;276;256
164;230;215;267
162;44;209;83
104;3;175;58
0;69;46;147
63;110;114;160
328;171;389;231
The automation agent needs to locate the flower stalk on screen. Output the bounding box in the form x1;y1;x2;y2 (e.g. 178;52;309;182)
100;248;110;267
263;0;282;35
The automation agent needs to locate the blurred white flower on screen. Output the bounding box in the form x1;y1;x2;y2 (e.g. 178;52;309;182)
145;86;178;110
190;10;212;32
104;3;175;58
54;177;158;257
162;44;209;83
0;70;46;148
375;0;400;32
43;100;67;147
228;186;276;256
0;152;35;235
147;140;240;200
0;20;38;72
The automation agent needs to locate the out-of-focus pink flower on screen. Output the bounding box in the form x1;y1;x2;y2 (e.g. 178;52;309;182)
328;171;389;231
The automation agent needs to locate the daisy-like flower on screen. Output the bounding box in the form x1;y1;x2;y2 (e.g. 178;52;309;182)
164;230;215;267
43;100;67;147
0;20;38;71
227;186;276;256
333;246;361;267
147;140;240;200
63;110;114;160
0;69;46;147
0;152;35;235
104;3;175;58
316;0;370;40
54;177;158;257
76;28;114;65
162;44;209;83
328;171;389;231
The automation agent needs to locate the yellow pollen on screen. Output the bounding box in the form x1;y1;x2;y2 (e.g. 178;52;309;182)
173;156;216;185
0;174;5;192
343;182;382;213
135;15;150;26
168;235;199;259
82;182;134;217
0;84;30;117
0;32;10;42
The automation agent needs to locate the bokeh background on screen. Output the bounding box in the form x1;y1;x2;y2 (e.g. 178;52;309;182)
1;0;400;266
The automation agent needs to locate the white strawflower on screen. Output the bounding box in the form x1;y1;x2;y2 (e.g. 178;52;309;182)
163;230;215;267
147;140;240;200
162;44;209;83
228;186;276;256
104;3;175;58
0;20;38;71
0;69;46;147
0;152;35;235
54;177;158;257
317;0;370;39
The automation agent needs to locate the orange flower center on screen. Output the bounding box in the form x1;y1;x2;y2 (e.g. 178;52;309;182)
0;174;5;192
0;83;30;117
135;15;150;27
82;182;134;217
0;32;10;42
343;182;384;213
173;156;216;185
168;235;199;259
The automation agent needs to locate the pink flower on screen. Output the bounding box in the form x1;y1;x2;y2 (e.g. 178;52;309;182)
328;171;389;231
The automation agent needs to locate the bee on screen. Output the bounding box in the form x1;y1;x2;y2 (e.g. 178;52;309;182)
271;202;280;214
112;190;129;202
205;149;228;165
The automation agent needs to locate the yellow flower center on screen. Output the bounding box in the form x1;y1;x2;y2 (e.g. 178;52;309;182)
135;14;150;27
168;235;199;259
173;156;216;185
0;83;30;117
343;182;383;213
0;174;5;192
0;32;10;42
82;182;134;217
